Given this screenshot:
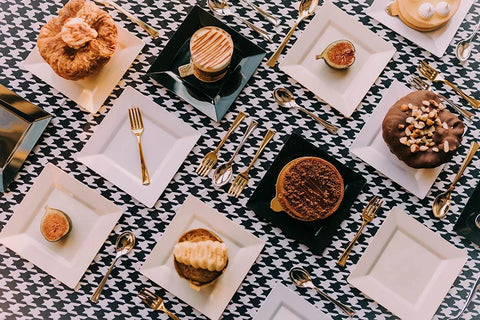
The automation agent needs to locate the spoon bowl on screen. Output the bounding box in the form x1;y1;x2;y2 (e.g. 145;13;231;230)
212;163;234;187
432;190;452;219
455;20;480;62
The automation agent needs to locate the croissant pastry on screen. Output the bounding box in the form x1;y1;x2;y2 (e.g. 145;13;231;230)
37;0;118;80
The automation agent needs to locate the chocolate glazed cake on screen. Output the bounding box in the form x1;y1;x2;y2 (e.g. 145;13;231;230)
271;157;344;221
382;90;464;169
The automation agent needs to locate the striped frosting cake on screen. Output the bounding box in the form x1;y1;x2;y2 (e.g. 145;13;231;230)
189;26;234;82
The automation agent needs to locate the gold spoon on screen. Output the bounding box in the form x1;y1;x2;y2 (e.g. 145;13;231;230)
273;88;338;134
455;20;480;63
432;141;479;219
90;231;136;302
266;0;318;67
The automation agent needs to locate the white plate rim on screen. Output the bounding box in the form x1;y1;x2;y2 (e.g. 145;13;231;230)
347;206;467;320
279;0;396;118
350;80;445;199
140;195;265;320
253;282;333;320
0;163;123;289
365;0;475;57
21;24;145;114
75;86;201;208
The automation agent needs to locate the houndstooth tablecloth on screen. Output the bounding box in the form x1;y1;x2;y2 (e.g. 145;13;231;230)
1;0;479;319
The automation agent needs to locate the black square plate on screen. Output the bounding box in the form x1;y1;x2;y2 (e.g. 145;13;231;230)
0;84;51;192
147;5;266;122
246;133;367;255
454;182;480;246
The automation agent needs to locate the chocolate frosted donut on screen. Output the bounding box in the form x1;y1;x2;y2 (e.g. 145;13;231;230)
382;90;464;169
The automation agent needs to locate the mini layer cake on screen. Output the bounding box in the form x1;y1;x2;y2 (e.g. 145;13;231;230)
189;26;234;83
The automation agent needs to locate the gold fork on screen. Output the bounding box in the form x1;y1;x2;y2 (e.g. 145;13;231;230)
337;196;383;267
418;61;480;109
407;76;474;120
138;288;179;320
228;129;276;198
128;107;150;185
195;112;246;176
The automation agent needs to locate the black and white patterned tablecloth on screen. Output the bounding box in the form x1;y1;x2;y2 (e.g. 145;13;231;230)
1;0;479;319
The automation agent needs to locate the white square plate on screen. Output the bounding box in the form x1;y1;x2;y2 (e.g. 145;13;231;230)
140;195;265;320
350;80;445;199
253;283;332;320
348;207;467;320
279;1;395;118
22;25;144;114
366;0;474;57
0;163;123;289
76;86;200;208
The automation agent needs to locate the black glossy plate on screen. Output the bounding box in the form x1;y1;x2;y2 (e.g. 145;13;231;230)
147;5;266;122
454;182;480;246
0;84;51;192
246;133;366;255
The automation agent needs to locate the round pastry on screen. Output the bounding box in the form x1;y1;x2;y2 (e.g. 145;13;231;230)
271;157;344;222
37;0;118;80
173;228;228;291
387;0;460;32
189;26;234;83
382;90;464;169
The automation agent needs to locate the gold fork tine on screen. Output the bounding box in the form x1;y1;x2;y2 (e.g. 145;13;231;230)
128;109;135;130
135;107;144;128
337;196;382;267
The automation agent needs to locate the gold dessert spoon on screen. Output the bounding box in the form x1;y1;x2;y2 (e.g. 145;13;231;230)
208;0;273;42
90;232;135;302
289;266;355;316
432;141;479;219
266;0;318;67
273;88;338;134
93;0;159;38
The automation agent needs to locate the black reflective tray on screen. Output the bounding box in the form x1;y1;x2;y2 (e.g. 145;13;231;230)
247;133;367;255
0;85;51;192
147;5;265;122
454;182;480;246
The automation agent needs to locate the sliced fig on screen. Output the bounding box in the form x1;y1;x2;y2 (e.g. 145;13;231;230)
40;206;72;242
316;40;356;70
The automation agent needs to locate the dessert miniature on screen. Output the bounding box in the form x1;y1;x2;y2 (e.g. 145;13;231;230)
382;90;464;168
37;0;118;80
178;26;234;83
387;0;460;32
173;228;228;290
316;40;356;70
271;157;344;221
40;206;72;242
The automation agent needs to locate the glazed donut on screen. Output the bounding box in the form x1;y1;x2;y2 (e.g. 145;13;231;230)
37;0;118;80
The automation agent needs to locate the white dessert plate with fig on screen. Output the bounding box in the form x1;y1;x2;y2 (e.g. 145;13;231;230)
0;163;123;289
140;195;265;320
348;207;467;320
366;0;474;57
350;80;449;199
279;1;395;118
22;24;144;114
76;86;200;208
253;283;332;320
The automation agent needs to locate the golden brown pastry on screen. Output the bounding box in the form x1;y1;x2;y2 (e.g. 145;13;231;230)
173;228;228;291
37;0;118;80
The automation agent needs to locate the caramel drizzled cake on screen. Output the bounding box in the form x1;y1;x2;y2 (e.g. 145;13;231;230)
189;26;234;83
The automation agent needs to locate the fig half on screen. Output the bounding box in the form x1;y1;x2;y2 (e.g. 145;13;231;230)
40;205;72;242
316;40;356;70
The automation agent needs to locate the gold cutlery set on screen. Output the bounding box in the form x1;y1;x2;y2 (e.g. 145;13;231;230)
196;111;276;197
